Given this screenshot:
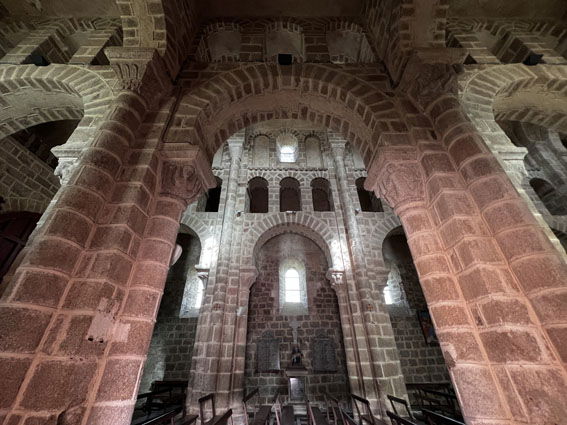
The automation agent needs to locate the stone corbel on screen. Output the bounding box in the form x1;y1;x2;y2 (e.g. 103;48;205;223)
105;46;172;108
159;144;217;206
364;135;425;211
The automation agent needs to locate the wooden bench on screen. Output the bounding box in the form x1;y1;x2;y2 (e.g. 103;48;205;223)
386;411;417;425
243;388;273;425
350;394;387;425
198;393;233;425
307;399;329;425
422;409;464;425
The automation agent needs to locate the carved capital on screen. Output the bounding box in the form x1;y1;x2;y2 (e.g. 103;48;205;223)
105;47;171;108
195;265;210;287
398;50;460;111
365;144;425;211
159;145;217;206
227;134;245;167
54;158;78;185
329;139;347;160
52;143;82;185
240;267;259;288
326;269;345;287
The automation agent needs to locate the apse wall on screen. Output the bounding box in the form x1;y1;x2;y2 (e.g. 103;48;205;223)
245;233;349;405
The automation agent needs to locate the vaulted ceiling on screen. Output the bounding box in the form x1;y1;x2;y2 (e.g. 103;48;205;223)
1;0;565;19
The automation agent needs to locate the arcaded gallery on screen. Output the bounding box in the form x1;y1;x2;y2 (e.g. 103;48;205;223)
0;0;566;424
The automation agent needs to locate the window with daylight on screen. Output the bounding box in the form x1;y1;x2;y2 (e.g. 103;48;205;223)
280;145;296;162
277;133;298;163
285;268;301;302
279;259;308;314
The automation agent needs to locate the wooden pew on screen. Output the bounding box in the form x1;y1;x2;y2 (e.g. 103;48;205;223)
132;381;196;425
198;394;233;425
417;389;460;420
272;392;293;425
387;395;418;422
243;388;273;425
307;399;329;425
422;409;464;425
386;411;417;425
324;393;342;425
350;394;387;425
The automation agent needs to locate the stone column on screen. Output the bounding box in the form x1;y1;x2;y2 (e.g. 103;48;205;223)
187;133;244;411
329;137;407;415
365;137;567;425
0;47;216;425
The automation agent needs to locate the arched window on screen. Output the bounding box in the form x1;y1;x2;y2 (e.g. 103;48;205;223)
530;178;567;215
284;268;301;302
253;135;270;166
311;178;333;211
305;136;322;167
248;177;269;213
356;177;383;212
204;177;222;212
277;133;298;163
279;258;307;314
280;177;301;211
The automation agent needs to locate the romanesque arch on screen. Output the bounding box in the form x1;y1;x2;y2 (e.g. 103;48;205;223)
240;213;343;273
0;64;112;140
166;63;402;164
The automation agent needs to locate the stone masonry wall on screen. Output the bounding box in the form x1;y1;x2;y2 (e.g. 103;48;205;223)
0;135;59;212
385;236;451;391
245;233;349;405
139;232;201;392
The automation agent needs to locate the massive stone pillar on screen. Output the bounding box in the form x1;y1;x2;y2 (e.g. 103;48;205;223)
0;47;215;425
187;133;244;413
365;133;567;425
329;137;407;416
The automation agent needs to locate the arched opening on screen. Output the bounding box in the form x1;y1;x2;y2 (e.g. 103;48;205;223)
245;232;349;405
247;177;269;213
355;177;383;212
530;178;567;215
0;211;41;286
137;225;203;415
311;178;334;211
382;227;459;415
0;119;81;213
280;177;301;211
199;176;222;212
